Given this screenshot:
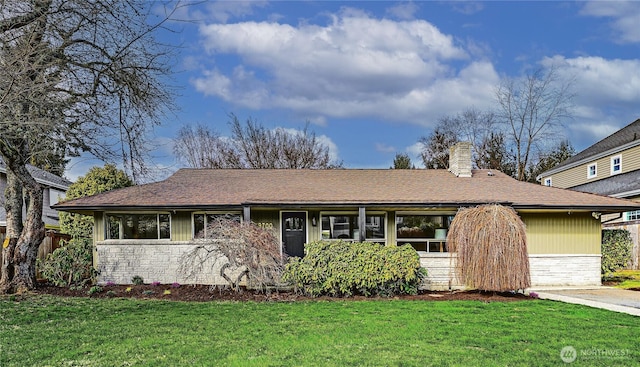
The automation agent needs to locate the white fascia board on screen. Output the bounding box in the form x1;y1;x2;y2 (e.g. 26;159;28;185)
610;189;640;199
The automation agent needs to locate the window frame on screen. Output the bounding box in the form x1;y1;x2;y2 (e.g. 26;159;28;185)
395;212;455;253
48;188;66;207
192;211;242;239
105;212;171;240
587;163;597;179
544;177;552;187
626;210;640;221
320;211;387;243
610;155;622;175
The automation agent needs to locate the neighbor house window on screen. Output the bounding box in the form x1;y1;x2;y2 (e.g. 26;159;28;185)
107;213;170;240
396;214;454;252
587;163;597;179
48;188;66;207
544;177;552;187
611;155;622;175
321;213;386;242
193;212;241;238
626;210;640;221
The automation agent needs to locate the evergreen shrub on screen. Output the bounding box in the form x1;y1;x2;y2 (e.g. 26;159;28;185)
283;240;425;297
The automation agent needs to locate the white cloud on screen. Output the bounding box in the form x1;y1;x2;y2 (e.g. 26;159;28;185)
405;142;425;167
542;56;640;107
193;11;500;128
386;2;419;20
375;143;396;153
580;1;640;43
540;55;640;150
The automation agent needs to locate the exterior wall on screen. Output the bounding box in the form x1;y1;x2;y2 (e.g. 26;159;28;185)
522;212;601;254
541;144;640;189
420;212;602;290
419;253;601;290
95;241;244;285
171;211;192;241
419;253;462;290
529;254;601;287
91;208;604;288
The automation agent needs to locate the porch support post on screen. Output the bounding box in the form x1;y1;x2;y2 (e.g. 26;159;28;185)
243;206;251;223
358;207;366;242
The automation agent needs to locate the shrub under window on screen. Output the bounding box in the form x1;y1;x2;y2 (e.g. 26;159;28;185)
283;240;425;297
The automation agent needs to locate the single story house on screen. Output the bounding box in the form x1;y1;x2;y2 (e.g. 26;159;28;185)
55;143;640;289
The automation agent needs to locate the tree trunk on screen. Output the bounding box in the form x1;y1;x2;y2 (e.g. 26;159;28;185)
13;169;45;293
0;150;45;294
0;170;22;291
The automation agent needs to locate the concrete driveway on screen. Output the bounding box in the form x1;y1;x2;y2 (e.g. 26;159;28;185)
534;287;640;316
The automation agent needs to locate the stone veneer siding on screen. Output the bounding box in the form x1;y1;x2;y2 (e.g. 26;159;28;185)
96;241;244;285
97;242;601;289
419;253;601;290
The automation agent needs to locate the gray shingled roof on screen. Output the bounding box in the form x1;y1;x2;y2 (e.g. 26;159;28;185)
571;170;640;197
0;159;72;190
540;118;640;177
54;168;640;214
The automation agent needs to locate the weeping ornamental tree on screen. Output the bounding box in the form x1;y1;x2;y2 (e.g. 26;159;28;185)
447;204;530;292
0;1;177;293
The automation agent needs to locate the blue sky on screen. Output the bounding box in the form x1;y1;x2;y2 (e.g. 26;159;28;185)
67;1;640;181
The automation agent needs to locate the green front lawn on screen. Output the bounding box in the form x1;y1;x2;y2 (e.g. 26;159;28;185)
0;296;638;366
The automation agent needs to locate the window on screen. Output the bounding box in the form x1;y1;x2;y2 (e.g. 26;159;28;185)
587;163;597;179
626;211;640;221
396;214;454;252
49;188;66;207
544;177;552;187
321;213;386;242
193;212;241;238
611;155;622;175
107;213;170;240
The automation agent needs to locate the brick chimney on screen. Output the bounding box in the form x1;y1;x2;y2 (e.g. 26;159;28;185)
449;142;472;177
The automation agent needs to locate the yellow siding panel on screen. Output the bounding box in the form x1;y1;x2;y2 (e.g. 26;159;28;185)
93;212;104;242
543;144;640;188
171;212;192;241
522;213;601;254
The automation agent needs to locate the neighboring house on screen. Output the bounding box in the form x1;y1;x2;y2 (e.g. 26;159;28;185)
55;142;640;289
0;160;73;263
0;160;72;230
537;118;640;269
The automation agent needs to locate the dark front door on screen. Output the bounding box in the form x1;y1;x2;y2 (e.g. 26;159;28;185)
282;212;306;257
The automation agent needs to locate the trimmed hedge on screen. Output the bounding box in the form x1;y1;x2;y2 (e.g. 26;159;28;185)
283;240;426;297
601;229;633;275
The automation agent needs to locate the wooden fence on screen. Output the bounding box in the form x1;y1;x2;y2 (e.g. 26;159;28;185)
0;228;71;278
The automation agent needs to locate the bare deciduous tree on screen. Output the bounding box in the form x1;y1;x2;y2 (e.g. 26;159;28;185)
419;108;499;169
178;217;286;294
174;114;341;169
495;67;574;181
0;0;178;293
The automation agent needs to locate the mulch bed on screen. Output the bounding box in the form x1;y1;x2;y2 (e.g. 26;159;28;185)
32;283;534;303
